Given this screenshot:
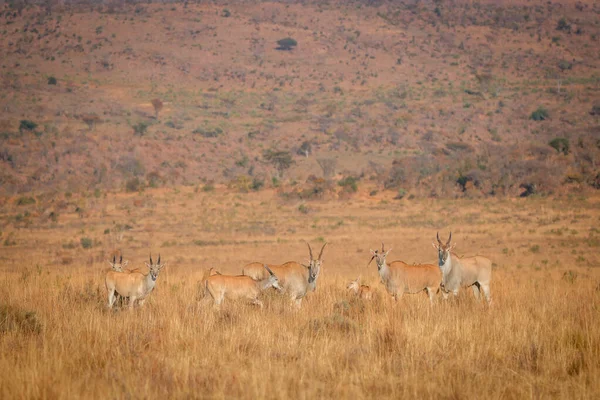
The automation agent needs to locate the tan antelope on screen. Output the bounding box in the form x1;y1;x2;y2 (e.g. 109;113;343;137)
368;243;441;303
204;265;283;308
108;255;129;272
242;242;327;308
433;232;492;303
346;277;373;300
105;254;166;310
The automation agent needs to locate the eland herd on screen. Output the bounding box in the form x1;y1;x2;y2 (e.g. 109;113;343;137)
105;232;492;310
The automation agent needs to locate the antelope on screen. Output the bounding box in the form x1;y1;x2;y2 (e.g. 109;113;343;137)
105;254;166;310
107;255;145;273
346;277;373;300
368;243;441;303
108;255;129;272
204;265;283;308
242;242;327;308
433;232;492;303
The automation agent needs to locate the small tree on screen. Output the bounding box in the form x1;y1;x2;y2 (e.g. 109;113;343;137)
317;158;337;178
263;149;294;177
276;37;297;51
47;76;57;85
530;107;549;121
556;18;571;32
151;98;163;119
549;138;570;155
19;120;38;133
81;114;100;131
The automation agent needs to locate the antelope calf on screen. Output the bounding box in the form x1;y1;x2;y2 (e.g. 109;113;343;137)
368;243;441;303
204;265;282;308
433;232;492;303
105;254;166;310
346;277;373;300
242;242;327;308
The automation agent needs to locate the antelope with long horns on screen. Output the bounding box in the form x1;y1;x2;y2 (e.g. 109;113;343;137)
433;232;492;303
105;254;166;310
242;242;327;308
368;243;441;303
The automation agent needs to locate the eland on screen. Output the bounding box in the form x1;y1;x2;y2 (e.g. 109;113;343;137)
242;242;327;308
204;265;282;308
105;254;166;310
433;232;492;303
368;243;441;303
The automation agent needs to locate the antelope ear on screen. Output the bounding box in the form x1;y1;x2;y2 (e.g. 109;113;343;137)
123;260;129;267
370;249;376;255
107;261;113;266
432;242;438;249
145;262;151;268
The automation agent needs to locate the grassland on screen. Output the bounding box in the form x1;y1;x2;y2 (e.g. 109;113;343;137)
1;187;599;398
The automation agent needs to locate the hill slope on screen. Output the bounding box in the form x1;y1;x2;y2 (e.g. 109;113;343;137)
0;0;599;197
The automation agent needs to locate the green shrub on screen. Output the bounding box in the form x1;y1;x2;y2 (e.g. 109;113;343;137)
276;37;297;50
80;237;93;249
549;137;570;155
202;183;215;192
47;76;57;85
338;176;358;192
19;120;37;133
530;107;549;121
132;122;148;136
556;18;570;32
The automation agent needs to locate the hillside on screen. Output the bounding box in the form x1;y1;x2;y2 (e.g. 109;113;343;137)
0;0;599;198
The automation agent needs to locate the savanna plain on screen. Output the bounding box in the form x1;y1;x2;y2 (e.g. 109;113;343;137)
1;188;599;399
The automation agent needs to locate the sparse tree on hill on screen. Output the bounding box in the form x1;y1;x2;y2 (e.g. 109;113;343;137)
317;158;337;179
263;149;294;178
151;98;163;119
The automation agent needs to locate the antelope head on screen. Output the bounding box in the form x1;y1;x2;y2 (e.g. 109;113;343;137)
145;254;166;281
263;264;283;291
367;243;391;271
432;232;454;266
305;242;327;284
108;255;129;272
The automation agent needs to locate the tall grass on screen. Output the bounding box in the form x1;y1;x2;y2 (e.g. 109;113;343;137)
0;265;598;399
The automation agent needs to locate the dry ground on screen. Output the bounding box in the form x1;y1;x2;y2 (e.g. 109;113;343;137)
1;187;599;398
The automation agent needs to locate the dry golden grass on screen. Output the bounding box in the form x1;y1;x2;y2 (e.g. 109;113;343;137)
1;188;599;398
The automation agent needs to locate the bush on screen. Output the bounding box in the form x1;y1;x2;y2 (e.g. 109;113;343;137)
276;37;297;50
530;107;549;121
15;196;35;206
125;177;142;192
549;138;570;155
222;8;231;17
19;120;37;133
47;76;57;85
132;122;148;136
80;237;93;249
556;18;571;32
251;177;264;191
193;127;223;138
558;60;572;71
338;176;358;192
